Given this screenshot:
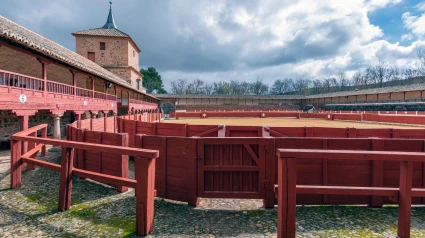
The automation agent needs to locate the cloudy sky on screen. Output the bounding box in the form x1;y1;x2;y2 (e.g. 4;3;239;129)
1;0;425;90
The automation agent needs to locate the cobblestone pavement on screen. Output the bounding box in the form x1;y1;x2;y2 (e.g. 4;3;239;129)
1;148;425;237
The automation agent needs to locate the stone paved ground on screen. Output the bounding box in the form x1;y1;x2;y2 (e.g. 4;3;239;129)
1;148;425;237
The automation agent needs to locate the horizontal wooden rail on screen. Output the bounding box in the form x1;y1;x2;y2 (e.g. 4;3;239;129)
191;125;224;137
22;157;61;172
13;124;47;136
12;135;158;159
277;149;425;162
276;148;423;238
73;168;137;188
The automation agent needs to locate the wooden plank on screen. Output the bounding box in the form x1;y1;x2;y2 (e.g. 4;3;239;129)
12;135;159;158
187;138;199;206
58;148;74;211
277;149;425;162
10;140;22;189
397;161;413;238
243;144;260;166
296;185;398;196
22;157;61;172
135;156;156;236
73;168;137;188
204;166;259;171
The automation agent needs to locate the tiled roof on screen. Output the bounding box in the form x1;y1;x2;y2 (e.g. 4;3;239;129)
153;94;301;100
304;83;425;99
155;83;425;101
0;15;157;100
72;28;130;38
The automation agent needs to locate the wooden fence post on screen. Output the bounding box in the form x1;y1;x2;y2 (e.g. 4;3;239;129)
26;132;37;171
277;156;297;238
305;127;313;137
41;127;47;156
135;156;156;236
76;129;85;170
397;160;413;238
188;138;200;206
263;137;275;208
10;139;22;189
371;139;384;207
58;147;74;211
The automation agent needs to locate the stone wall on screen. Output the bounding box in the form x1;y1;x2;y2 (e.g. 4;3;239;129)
0;46;42;78
0;110;73;143
75;36;128;67
128;41;139;70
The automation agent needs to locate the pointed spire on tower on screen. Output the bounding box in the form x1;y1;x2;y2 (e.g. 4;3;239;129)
102;0;117;29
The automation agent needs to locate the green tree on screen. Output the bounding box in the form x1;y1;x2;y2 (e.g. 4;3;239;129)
140;67;167;94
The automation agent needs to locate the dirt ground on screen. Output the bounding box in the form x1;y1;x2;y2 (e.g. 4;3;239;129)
164;117;421;129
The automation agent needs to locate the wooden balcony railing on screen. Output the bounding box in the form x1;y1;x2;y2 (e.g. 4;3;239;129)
47;81;74;95
129;98;157;106
0;69;44;91
0;69;116;101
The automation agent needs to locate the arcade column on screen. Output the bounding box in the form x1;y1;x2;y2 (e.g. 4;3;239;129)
52;114;62;140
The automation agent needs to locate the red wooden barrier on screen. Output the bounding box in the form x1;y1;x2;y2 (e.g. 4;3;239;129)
276;149;425;238
11;125;158;236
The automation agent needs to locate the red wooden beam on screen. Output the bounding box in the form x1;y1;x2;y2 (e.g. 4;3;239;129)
398;161;413;238
58;148;74;211
73;168;137;188
11;135;159;159
295;185;398;196
22;156;61;171
277;149;425;162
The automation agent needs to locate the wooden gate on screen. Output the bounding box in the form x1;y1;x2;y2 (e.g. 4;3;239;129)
196;138;272;200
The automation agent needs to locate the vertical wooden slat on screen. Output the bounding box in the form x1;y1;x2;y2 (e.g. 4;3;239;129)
197;138;205;197
397;161;413;238
10;139;22;189
371;139;384;207
322;139;328;204
26;132;36;171
188;138;200;206
135;156;156;236
263;138;275;208
58;147;74;211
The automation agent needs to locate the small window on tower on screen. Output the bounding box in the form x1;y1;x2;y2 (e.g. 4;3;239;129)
88;52;95;62
133;50;135;57
100;42;106;50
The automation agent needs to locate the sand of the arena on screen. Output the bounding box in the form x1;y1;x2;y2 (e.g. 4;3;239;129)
163;117;421;128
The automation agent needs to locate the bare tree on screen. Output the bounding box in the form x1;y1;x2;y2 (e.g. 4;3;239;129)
250;78;269;95
204;83;213;94
352;70;364;86
170;79;187;94
270;78;292;95
186;79;205;94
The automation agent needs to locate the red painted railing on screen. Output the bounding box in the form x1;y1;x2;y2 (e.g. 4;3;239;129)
76;87;93;98
130;98;157;106
0;69;44;91
276;149;425;238
47;81;74;95
11;124;159;236
0;69;118;101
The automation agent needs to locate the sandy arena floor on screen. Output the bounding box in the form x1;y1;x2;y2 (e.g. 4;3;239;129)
164;117;421;129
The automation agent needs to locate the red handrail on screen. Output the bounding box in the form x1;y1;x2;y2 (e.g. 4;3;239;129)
0;69;44;91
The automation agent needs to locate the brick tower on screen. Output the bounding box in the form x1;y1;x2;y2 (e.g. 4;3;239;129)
72;1;145;92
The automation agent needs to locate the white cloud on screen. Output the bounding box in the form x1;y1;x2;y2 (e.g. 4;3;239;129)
401;34;413;41
416;1;425;11
366;0;404;11
402;12;425;38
